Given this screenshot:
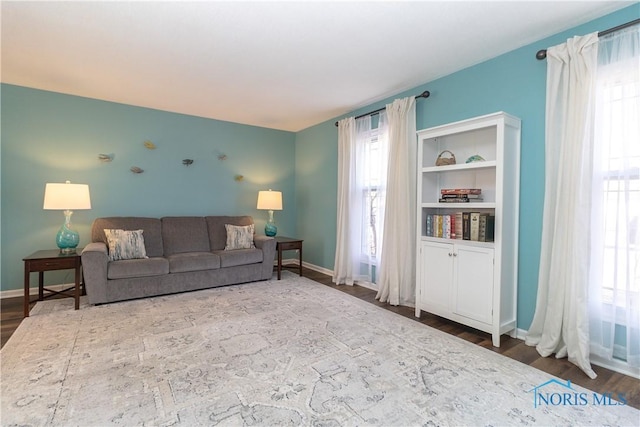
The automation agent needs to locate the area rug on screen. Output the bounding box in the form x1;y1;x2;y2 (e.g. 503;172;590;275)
2;272;638;426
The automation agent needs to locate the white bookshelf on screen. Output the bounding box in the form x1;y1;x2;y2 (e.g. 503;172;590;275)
414;112;521;347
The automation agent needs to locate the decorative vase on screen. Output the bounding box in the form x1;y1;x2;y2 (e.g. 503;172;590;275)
56;210;79;254
265;210;277;237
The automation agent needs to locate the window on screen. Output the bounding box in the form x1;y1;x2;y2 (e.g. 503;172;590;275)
587;27;640;367
593;31;640;320
361;131;385;260
334;112;389;288
354;114;389;285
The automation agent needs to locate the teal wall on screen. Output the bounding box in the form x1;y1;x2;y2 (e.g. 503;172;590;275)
1;85;296;291
295;4;639;330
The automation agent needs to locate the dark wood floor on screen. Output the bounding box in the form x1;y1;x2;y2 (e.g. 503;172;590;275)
3;265;639;410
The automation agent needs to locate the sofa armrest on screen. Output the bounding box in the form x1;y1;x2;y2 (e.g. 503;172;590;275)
81;243;109;304
254;235;276;279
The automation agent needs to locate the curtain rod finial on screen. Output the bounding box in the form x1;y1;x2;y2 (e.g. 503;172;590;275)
536;49;548;60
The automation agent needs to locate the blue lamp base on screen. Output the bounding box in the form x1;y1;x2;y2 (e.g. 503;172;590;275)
265;210;277;237
56;210;80;254
265;222;277;237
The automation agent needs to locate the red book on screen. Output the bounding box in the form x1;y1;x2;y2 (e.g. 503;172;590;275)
450;214;456;239
441;188;482;195
441;194;483;199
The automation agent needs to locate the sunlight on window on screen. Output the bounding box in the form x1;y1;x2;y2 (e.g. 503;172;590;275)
598;77;640;307
362;134;385;260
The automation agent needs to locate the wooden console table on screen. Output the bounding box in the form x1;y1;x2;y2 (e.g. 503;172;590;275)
23;249;82;317
274;237;303;280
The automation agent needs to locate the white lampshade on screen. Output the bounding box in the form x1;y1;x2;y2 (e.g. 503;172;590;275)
43;181;92;210
257;190;282;211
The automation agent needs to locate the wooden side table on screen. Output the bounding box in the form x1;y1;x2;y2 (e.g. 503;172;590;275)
274;237;303;280
23;249;83;317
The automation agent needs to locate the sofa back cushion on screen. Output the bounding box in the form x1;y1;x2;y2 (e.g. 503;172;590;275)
206;216;254;251
162;216;210;255
91;217;164;257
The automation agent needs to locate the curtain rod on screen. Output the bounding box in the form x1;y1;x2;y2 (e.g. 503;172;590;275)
536;18;640;60
334;90;430;127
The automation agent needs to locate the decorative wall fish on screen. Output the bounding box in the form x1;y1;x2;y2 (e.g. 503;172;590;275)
143;140;156;150
130;166;144;174
234;175;244;182
98;153;114;162
182;159;194;166
217;154;227;161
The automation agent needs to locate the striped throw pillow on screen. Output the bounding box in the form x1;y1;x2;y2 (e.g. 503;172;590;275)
104;229;148;261
224;224;255;250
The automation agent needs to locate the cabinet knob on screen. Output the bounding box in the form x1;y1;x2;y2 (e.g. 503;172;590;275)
453;253;458;257
448;252;453;257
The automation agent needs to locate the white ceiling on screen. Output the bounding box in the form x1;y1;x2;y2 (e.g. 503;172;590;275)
1;1;634;132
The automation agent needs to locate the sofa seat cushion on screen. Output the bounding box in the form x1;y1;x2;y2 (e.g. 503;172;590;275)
168;252;221;273
213;248;263;268
107;257;169;280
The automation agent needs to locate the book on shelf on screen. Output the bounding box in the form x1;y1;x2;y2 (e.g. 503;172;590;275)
440;188;482;195
441;194;483;199
426;214;433;237
462;212;471;240
450;213;456;239
439;197;483;203
443;215;451;239
479;214;495;242
455;212;463;239
470;212;481;241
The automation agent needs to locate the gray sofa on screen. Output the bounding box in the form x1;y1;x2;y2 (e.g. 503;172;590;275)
81;216;276;305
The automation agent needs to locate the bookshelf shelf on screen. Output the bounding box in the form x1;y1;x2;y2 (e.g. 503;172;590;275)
421;160;497;173
415;112;521;347
421;235;494;248
421;202;496;209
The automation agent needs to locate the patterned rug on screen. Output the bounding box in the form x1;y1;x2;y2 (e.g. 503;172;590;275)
2;272;638;426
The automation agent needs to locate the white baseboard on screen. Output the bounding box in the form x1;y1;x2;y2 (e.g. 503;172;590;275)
291;259;378;292
516;328;528;340
1;283;76;299
281;258;334;277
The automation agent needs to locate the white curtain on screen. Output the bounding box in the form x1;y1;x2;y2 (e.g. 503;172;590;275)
589;26;640;368
376;97;417;305
333;115;388;285
525;33;599;379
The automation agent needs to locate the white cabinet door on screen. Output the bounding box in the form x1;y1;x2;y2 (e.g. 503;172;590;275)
418;241;453;315
453;245;494;325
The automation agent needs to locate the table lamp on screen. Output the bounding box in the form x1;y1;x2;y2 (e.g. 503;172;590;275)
256;189;282;237
43;181;92;253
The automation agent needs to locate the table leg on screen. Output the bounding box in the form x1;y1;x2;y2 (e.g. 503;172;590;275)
277;247;282;280
23;262;30;318
81;267;87;296
298;246;303;277
74;263;81;310
38;272;44;301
